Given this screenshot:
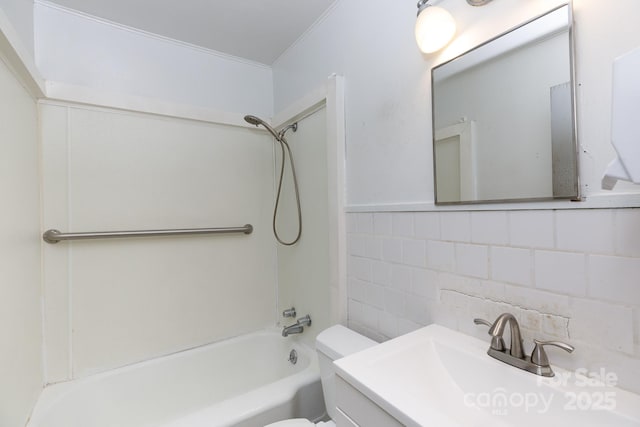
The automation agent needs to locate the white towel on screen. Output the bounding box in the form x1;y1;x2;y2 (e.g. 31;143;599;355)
602;46;640;190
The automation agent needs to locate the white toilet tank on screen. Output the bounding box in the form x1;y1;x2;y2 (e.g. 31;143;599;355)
315;325;377;420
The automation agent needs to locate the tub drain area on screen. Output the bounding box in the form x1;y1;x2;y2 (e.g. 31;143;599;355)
288;349;298;365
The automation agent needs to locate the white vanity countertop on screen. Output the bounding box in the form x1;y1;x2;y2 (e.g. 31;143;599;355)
333;324;640;427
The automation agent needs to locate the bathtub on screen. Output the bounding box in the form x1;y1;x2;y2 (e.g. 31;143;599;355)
28;329;325;427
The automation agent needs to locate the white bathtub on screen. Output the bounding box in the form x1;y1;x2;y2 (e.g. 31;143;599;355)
28;329;325;427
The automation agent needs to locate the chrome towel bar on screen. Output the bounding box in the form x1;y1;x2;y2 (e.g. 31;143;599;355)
42;224;253;244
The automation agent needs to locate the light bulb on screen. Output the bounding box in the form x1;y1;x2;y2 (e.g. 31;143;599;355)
415;5;456;54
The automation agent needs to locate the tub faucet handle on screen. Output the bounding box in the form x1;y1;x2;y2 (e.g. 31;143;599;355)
296;315;311;327
282;307;296;318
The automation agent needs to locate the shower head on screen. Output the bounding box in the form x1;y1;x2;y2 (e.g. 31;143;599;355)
244;115;280;141
244;115;264;126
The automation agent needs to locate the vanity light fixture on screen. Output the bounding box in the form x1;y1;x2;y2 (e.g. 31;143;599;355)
466;0;493;5
415;0;494;54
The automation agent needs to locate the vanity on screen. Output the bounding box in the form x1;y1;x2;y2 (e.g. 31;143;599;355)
333;324;640;426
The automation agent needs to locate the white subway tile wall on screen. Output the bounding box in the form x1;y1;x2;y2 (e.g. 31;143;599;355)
346;209;640;394
615;210;640;257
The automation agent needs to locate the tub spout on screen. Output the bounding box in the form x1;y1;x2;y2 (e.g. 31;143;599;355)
282;314;312;337
282;324;304;337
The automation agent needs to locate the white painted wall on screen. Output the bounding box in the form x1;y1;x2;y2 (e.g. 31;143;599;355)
0;0;34;57
274;0;429;206
0;48;42;426
274;0;640;206
276;107;331;346
273;0;640;395
34;1;274;119
40;102;278;381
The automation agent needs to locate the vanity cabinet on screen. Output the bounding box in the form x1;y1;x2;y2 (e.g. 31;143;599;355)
334;375;403;427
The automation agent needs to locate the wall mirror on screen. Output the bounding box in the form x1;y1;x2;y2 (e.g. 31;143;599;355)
431;4;579;205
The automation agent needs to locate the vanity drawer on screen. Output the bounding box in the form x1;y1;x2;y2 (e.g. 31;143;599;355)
335;375;403;427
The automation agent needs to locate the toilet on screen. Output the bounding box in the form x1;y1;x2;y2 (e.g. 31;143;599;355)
265;325;377;427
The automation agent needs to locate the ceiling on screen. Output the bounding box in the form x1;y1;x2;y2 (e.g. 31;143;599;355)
44;0;337;65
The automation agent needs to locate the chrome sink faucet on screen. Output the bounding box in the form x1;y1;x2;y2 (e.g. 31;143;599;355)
474;313;574;377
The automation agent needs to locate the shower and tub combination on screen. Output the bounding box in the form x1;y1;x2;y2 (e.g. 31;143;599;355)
32;115;327;427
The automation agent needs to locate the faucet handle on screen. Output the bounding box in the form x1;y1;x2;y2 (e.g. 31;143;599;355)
473;318;505;351
282;307;296;318
296;314;312;327
473;318;492;327
531;339;575;367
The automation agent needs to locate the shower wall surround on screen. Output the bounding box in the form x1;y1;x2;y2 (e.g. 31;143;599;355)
30;0;286;385
40;103;278;382
0;46;43;426
33;0;339;385
276;108;332;346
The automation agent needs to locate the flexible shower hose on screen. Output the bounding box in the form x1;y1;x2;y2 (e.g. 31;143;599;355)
273;136;302;246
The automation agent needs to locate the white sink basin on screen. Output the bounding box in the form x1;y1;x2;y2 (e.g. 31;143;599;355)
334;324;640;426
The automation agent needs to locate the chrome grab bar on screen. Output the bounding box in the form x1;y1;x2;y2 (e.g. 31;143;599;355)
42;224;253;244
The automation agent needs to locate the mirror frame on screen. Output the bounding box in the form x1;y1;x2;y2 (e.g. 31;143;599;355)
431;4;580;205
